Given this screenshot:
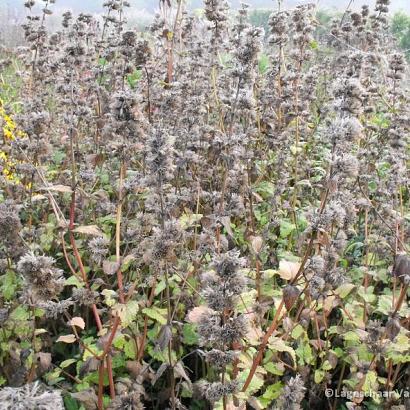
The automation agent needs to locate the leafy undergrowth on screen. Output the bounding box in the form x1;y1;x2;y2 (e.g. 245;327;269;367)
0;1;409;410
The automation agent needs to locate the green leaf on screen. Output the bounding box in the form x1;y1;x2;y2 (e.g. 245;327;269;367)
179;213;203;229
268;337;296;366
127;69;142;88
260;381;283;406
264;362;284;376
124;339;137;359
0;270;18;300
60;359;77;368
322;360;333;371
258;53;269;74
64;395;79;410
44;368;63;385
279;220;296;238
238;369;264;394
314;369;325;384
357;286;376;303
343;330;360;343
335;283;356;299
142;306;168;325
101;289;117;307
65;275;84;288
9;306;30;321
376;294;410;316
155;280;166;296
363;370;378;392
296;342;315;365
182;323;199;345
291;324;305;339
112;301;139;327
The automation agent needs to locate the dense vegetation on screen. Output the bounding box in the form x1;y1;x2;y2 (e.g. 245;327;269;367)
0;0;409;409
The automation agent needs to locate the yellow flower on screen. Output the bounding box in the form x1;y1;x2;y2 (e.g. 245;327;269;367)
0;99;24;183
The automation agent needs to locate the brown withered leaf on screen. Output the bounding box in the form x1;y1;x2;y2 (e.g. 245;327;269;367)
40;184;72;193
283;285;299;311
68;317;85;330
155;324;172;352
392;253;410;282
86;153;104;168
186;306;214;324
126;360;143;378
71;389;99;410
56;334;76;343
220;216;234;238
310;339;326;351
79;356;99;378
174;361;192;387
315;231;331;247
152;362;169;386
73;225;103;236
278;260;300;281
386;315;401;341
250;235;263;254
36;352;52;372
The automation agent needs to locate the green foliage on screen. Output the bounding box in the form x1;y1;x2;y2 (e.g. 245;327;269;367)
391;12;410;60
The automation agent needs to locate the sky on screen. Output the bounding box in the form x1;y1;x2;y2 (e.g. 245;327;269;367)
1;0;409;24
2;0;410;14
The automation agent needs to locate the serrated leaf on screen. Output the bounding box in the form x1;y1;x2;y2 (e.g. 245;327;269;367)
264;362;285;376
182;323;198;345
291;324;305;339
101;289;117;307
314;369;325;384
335;283;356;299
142;307;167;325
238;369;264;394
65;275;84;288
280;220;296;238
10;306;30;321
363;370;378;392
179;212;203;229
261;381;283;403
268;336;296;367
112;301;138;327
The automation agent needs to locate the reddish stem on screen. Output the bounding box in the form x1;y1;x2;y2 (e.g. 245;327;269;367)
242;300;285;392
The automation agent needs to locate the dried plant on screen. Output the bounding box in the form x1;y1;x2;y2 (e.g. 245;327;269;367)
0;0;409;409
